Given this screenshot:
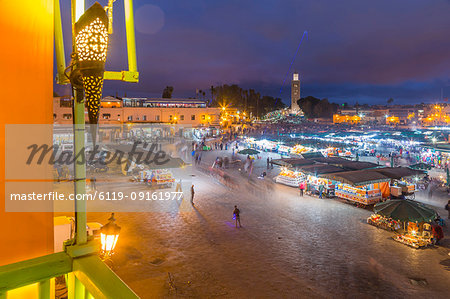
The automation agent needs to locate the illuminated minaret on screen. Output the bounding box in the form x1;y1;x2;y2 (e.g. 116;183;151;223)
291;72;300;113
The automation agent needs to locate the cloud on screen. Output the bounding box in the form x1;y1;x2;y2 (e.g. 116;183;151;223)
56;0;450;104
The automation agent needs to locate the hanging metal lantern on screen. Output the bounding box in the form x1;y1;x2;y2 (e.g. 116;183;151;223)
74;2;109;128
100;213;121;258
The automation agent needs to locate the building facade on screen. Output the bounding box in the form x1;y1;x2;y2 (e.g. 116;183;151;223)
54;96;222;127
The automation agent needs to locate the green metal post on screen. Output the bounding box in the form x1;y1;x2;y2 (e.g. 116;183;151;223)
38;279;51;299
390;155;394;168
74;276;86;299
73;88;87;245
71;0;87;246
85;289;94;299
124;0;137;72
67;273;75;299
54;0;68;84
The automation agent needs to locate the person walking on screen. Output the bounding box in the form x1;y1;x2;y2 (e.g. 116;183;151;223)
318;183;324;199
233;205;241;228
175;179;182;192
91;177;97;191
270;157;273;169
190;184;195;206
299;181;304;197
267;157;270;169
445;200;450;219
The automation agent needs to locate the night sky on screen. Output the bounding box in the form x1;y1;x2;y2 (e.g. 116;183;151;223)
54;0;450;105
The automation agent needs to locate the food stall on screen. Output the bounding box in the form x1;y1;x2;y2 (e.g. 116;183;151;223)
373;167;426;199
367;214;401;231
321;147;338;157
256;139;277;152
392;232;433;249
275;168;304;187
335;184;382;205
277;145;292;156
372;199;437;248
291;144;313;155
295;164;345;197
321;169;391;205
140;169;175;188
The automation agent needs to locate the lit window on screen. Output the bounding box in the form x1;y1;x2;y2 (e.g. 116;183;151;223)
180;115;184;120
128;116;132;121
60;98;72;108
191;115;195;120
156;115;160;121
102;113;111;119
63;114;72;120
202;115;205;120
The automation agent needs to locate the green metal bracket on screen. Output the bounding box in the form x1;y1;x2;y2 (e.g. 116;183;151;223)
104;70;139;83
73;255;140;299
55;0;140;84
54;0;70;85
65;240;100;258
0;252;72;293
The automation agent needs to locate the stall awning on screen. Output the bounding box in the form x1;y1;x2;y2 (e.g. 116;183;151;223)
320;169;390;186
295;164;345;175
337;161;380;171
105;145;187;169
271;158;315;168
421;143;450;153
373;167;426;180
307;157;380;171
309;157;350;164
300;152;324;159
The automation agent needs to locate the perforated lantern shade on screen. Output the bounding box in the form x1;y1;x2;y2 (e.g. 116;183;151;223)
74;2;109;126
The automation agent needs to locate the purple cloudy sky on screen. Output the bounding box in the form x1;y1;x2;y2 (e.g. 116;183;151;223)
55;0;450;105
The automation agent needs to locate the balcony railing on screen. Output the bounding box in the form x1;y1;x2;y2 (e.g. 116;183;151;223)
0;241;139;299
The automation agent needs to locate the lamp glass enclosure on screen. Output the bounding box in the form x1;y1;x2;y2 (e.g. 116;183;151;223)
100;232;119;254
99;213;121;258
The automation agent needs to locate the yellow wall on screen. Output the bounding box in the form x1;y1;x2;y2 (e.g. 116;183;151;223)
0;0;54;265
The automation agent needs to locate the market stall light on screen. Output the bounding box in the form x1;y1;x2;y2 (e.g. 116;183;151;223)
100;213;121;259
74;2;109;130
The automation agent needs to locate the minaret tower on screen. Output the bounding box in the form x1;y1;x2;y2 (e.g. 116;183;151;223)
291;72;300;113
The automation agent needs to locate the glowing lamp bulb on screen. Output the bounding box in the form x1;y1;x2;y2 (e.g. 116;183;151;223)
100;213;121;258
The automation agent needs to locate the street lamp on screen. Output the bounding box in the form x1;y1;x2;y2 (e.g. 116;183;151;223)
100;213;121;258
74;2;109;131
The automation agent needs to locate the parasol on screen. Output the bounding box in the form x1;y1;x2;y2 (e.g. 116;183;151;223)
237;149;260;155
408;163;432;170
373;199;437;223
